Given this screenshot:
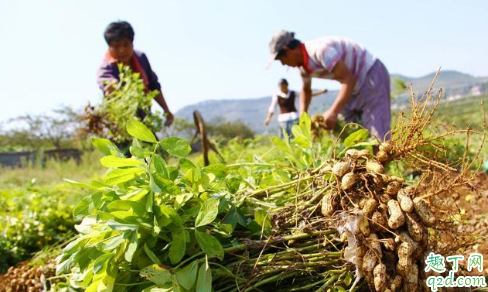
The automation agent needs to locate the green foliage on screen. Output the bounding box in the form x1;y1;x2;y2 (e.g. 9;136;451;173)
0;105;85;151
99;64;163;143
51;116;382;291
205;118;255;142
391;77;408;100
0;184;80;265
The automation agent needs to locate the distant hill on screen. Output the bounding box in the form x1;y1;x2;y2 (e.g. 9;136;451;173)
176;70;488;133
176;91;336;134
391;70;488;103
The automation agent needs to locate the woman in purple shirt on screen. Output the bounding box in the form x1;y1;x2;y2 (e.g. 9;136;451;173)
97;21;174;126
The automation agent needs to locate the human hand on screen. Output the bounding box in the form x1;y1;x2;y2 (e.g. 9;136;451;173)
322;109;338;130
165;112;174;127
264;118;270;126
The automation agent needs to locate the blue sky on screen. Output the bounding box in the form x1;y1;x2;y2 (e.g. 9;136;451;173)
0;0;487;121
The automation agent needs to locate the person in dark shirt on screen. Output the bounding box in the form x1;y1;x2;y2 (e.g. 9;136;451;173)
97;21;174;126
265;78;326;137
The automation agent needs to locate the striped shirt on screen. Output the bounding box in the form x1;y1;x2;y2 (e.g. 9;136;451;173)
299;36;376;94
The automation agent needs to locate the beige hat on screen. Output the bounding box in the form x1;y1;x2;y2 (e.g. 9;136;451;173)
268;30;295;63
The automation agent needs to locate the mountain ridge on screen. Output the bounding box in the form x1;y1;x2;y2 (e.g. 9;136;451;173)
176;70;487;133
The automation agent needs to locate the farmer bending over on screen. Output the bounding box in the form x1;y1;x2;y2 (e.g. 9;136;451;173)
268;30;391;140
97;21;174;126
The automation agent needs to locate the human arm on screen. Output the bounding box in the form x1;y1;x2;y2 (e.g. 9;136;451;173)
322;59;356;129
97;63;119;96
140;53;174;126
311;88;328;97
264;112;274;126
154;92;174;126
299;76;312;114
264;94;278;126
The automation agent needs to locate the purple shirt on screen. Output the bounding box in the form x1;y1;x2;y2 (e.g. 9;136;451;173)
96;50;161;92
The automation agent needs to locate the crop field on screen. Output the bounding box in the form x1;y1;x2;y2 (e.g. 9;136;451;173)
0;86;487;292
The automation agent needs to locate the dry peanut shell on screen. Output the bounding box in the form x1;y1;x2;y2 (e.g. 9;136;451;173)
379;142;392;153
382;238;396;251
374;263;387;292
366;160;385;174
387;200;405;229
345;149;360;158
371;211;388;232
332;161;351;177
385;181;401;196
359;215;371;236
396;242;413;276
362;198;378;217
376;150;389;163
398;231;422;260
397;191;414;213
368;233;382;257
405;212;425;242
321;192;337;217
362;250;378;274
341;172;357;190
390;275;402;292
358;149;371;158
413;197;436;226
404;264;419;292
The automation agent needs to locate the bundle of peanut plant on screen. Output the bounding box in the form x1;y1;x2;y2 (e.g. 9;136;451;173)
54;76;484;292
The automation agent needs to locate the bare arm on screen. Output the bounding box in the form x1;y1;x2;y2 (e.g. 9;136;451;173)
265;94;277;126
300;77;312;114
154;92;174;126
264;112;274;126
311;88;328;97
322;60;356;129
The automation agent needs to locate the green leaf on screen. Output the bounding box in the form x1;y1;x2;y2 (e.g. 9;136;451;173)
140;264;171;286
101;234;125;250
153;174;181;195
344;129;370;148
179;158;196;174
176;261;198;290
107;220;138;231
104;167;145;185
107;200;146;217
160;137;191;158
153;154;169;179
196;263;212;292
150;173;162;193
130;145;152;158
195;229;224;260
125;232;138;262
254;209;272;231
127;118;158;143
93;254;114;274
100;156;145;168
144;243;161;265
91;137;119;156
291;125;312;148
299;112;312;139
222;206;247;230
64;178;98;190
270;136;291;153
195;198;219;227
169;232;186;265
73;196;92;217
142;286;172;292
203;164;228;178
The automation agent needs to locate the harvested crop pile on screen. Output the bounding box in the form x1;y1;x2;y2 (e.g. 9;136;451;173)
0;260;56;292
54;77;485;292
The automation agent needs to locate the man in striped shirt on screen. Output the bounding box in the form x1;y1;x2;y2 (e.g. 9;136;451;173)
268;30;391;140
